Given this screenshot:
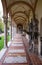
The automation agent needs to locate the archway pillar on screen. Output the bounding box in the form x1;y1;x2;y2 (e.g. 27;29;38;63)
32;11;39;54
3;16;8;48
10;20;12;41
12;22;17;39
11;22;14;40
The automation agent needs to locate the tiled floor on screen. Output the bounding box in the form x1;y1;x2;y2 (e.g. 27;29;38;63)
0;34;29;65
22;36;42;65
0;34;42;65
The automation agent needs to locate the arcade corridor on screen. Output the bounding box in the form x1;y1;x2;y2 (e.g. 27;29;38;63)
0;0;42;65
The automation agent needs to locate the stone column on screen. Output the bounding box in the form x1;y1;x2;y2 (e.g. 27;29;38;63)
3;16;8;48
10;21;12;40
12;26;14;40
38;18;42;55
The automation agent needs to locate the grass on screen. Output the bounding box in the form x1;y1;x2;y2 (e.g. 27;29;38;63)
0;35;10;50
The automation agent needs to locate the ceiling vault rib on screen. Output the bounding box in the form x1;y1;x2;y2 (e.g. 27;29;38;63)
7;1;33;13
11;11;28;18
1;0;8;14
12;5;26;12
14;19;25;24
34;0;38;11
15;18;25;21
14;16;26;21
5;0;7;10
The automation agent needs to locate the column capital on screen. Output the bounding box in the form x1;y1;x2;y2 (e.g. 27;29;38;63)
3;16;8;24
3;15;8;19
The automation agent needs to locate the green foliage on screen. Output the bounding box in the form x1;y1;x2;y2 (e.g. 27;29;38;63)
0;18;4;32
0;35;10;50
0;36;4;50
0;18;10;32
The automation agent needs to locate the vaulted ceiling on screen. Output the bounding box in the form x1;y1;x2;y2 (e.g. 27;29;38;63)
1;0;38;25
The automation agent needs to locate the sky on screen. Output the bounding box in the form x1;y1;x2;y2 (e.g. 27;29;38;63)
0;0;3;19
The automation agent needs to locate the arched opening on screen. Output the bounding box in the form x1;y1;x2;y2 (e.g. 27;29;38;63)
17;24;23;34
